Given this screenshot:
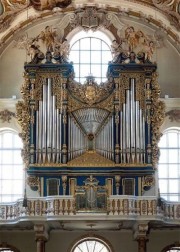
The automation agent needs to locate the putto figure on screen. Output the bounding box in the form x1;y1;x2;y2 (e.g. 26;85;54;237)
37;26;57;52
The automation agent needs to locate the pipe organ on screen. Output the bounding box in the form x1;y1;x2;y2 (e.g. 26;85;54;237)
17;50;164;211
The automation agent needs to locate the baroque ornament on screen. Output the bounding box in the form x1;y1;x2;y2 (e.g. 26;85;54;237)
16;72;31;169
151;72;165;169
165;109;180;122
68;75;114;106
69;7;111;31
0;109;15;122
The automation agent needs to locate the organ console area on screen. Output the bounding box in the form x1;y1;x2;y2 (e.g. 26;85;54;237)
16;50;164;212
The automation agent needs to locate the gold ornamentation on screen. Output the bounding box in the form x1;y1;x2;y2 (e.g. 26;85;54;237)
151;72;165;169
16;72;31;169
118;73;145;111
152;0;180;31
165;109;180;122
142;175;154;193
68;88;114;113
67;151;115;167
0;109;16;122
27;176;40;190
68;75;114;106
30;0;71;11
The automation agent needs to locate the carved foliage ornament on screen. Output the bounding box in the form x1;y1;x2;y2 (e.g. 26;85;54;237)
118;73;145;111
16;72;31;169
151;72;165;169
0;109;16;122
152;0;180;31
68;75;114;106
165;109;180;122
69;7;110;32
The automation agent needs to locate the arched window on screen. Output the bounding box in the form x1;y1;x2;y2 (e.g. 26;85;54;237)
0;129;23;202
69;30;112;84
0;243;20;252
161;243;180;252
158;128;180;201
71;237;112;252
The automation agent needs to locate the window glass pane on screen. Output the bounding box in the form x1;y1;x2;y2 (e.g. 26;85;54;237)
14;134;23;148
69;32;112;84
169;149;178;163
80;51;90;63
169;164;178;178
101;51;112;63
159;179;168;193
2;165;13;179
91;51;101;64
80;38;90;50
0;130;23;202
158;134;167;147
159;149;168;163
2;180;12;194
79;65;91;78
70;51;79;63
169;195;178;201
91;38;101;49
2;133;13;148
2;151;13;164
158;164;168;178
13;150;23;164
13;180;23;194
71;40;80;50
169;180;178;193
91;65;101;78
73;64;80;78
168;132;178;147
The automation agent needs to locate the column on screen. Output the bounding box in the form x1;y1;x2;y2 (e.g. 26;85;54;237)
133;222;149;252
34;224;49;252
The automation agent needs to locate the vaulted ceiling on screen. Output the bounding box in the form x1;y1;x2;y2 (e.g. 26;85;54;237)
0;0;179;98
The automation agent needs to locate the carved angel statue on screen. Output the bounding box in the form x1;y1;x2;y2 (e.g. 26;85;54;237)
125;26;138;51
53;38;70;62
111;39;123;62
37;26;57;52
145;41;155;62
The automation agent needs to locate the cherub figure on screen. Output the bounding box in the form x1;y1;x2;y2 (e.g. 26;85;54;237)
37;26;57;52
111;39;122;62
125;26;137;52
145;41;155;62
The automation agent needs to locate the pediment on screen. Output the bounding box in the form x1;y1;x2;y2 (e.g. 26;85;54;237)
67;151;115;167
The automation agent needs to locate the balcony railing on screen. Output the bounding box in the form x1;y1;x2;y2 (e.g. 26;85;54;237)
0;195;179;223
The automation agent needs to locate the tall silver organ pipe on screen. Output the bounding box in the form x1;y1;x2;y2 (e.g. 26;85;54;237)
35;78;63;164
68;116;87;161
96;116;114;161
120;78;146;164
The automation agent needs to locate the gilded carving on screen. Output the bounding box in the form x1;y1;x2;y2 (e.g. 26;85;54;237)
0;109;16;122
118;73;145;111
165;109;180;122
67;151;115;167
27;176;40;191
151;72;165;169
16;72;31;168
68;75;114;106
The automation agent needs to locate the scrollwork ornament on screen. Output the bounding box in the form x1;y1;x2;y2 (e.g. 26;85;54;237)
27;176;40;191
151;72;165;169
16;72;31;169
0;109;16;122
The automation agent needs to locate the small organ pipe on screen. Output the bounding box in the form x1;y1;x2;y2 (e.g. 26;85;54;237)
42;84;47;163
56;109;60;163
36;110;39;163
122;103;126;163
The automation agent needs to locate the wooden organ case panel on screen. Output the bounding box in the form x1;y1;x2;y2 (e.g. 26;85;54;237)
17;51;164;210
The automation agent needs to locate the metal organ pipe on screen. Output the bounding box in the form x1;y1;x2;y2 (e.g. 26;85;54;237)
42;83;47;163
